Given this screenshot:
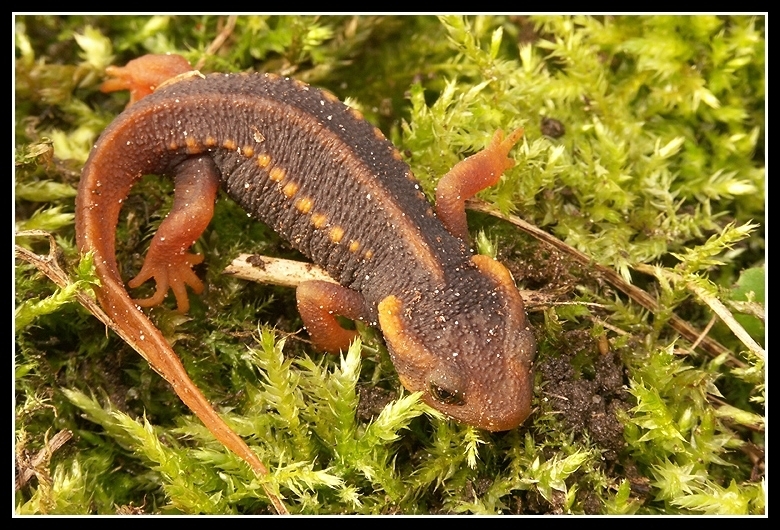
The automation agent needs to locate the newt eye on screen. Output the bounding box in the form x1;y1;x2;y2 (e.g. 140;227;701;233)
429;382;466;406
427;364;467;406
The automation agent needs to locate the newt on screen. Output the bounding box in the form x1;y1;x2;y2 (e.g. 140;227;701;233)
75;54;536;490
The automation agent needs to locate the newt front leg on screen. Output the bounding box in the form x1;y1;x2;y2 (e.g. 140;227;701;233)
435;128;524;242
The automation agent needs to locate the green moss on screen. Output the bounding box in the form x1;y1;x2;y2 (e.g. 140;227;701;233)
15;15;764;514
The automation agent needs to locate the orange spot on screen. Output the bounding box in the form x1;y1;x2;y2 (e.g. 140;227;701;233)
269;166;286;182
329;226;345;243
295;197;313;214
242;145;255;158
257;153;271;168
185;136;201;154
168;140;179;151
282;181;299;198
373;127;385;140
223;138;237;150
204;136;217;147
364;249;374;260
348;240;360;253
311;213;327;229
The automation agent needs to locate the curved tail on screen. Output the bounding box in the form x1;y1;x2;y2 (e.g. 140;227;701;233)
75;138;288;515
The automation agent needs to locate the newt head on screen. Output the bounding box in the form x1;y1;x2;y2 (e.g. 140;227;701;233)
377;254;536;431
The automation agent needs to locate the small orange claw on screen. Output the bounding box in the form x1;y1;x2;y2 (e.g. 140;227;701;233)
129;252;205;313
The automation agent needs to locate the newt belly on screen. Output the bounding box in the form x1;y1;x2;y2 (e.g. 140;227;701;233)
76;55;536;479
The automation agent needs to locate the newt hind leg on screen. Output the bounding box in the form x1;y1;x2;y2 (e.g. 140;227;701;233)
128;155;221;313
